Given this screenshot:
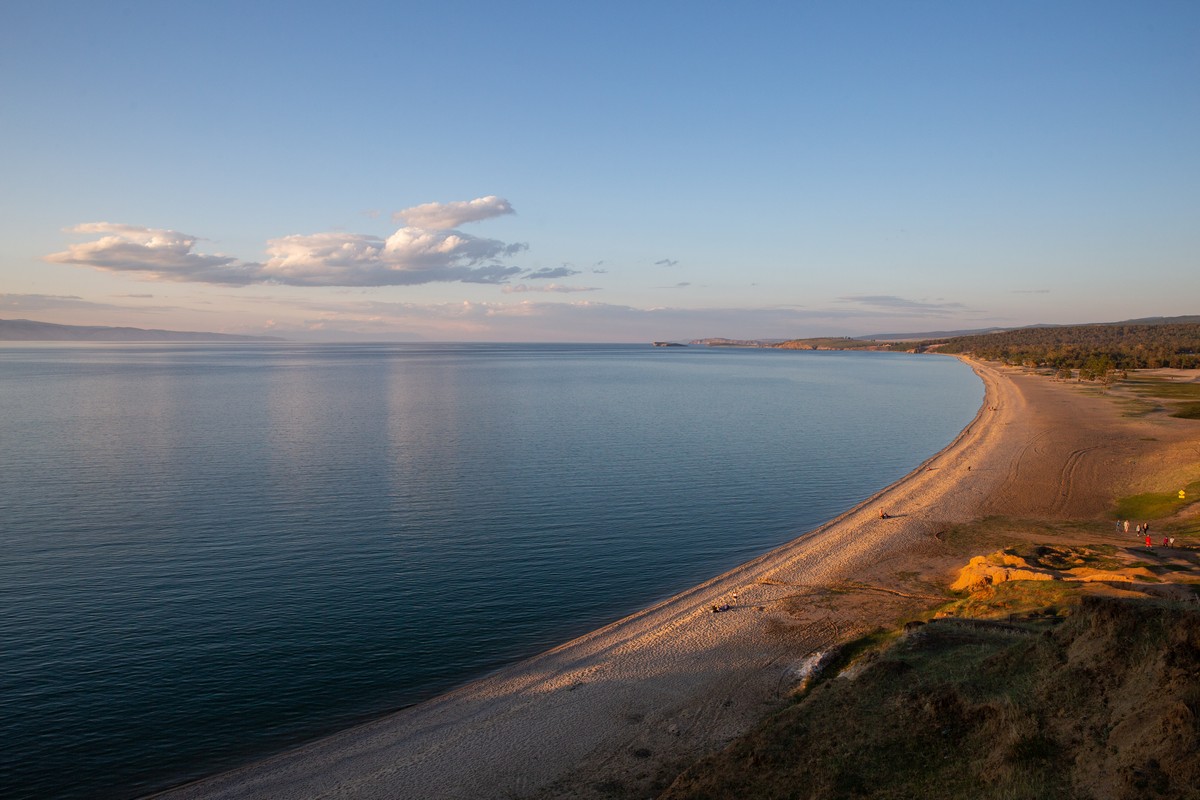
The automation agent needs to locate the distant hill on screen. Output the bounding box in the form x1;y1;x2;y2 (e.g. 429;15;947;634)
931;321;1200;370
0;318;283;343
1112;314;1200;326
691;316;1197;349
859;316;1200;343
689;338;788;347
775;337;897;351
698;315;1200;368
858;327;1012;342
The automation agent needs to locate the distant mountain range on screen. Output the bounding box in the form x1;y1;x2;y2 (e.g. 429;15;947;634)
0;318;283;342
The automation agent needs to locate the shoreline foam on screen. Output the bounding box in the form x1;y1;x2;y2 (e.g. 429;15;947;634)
154;358;1014;799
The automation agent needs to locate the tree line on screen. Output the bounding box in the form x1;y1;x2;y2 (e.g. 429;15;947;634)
927;323;1200;370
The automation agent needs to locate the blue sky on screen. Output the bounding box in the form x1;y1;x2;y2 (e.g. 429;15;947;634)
2;1;1197;341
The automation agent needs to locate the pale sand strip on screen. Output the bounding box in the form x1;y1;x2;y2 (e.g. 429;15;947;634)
156;358;1017;800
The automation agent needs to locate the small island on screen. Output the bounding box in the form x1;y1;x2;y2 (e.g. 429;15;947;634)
652;341;687;347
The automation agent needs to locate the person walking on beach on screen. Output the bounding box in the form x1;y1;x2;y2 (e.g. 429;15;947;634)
1145;534;1153;548
1123;519;1130;534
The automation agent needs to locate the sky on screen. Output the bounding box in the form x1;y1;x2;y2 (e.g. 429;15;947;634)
1;1;1197;342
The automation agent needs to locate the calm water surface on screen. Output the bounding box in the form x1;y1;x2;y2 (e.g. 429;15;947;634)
0;343;981;799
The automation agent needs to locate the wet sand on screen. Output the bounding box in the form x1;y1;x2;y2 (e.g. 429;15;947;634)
154;360;1198;799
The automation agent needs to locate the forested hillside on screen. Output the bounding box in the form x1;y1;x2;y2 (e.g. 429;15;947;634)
931;323;1200;370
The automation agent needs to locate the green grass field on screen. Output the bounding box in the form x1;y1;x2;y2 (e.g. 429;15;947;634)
1122;375;1200;419
1114;480;1200;521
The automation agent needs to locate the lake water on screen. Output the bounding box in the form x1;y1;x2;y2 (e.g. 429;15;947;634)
0;343;982;799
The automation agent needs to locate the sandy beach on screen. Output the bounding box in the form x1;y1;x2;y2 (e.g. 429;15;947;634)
153;359;1199;800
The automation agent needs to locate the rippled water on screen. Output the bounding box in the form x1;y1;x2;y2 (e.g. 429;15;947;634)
0;343;981;799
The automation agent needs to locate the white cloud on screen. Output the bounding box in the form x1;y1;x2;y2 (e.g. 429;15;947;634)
46;197;529;288
262;233;385;276
257;230;524;286
392;195;514;228
46;223;259;285
383;227;526;268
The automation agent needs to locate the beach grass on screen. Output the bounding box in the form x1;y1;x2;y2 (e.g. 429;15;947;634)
1125;377;1200;400
662;614;1069;799
1114;479;1200;521
662;592;1200;800
1004;541;1124;570
1170;401;1200;419
939;516;1111;553
1115;396;1162;417
1122;375;1200;419
942;579;1082;620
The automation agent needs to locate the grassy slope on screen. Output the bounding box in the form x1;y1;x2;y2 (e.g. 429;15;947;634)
1121;375;1200;420
661;595;1200;800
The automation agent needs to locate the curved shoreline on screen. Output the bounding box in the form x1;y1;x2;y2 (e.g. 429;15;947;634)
155;357;1013;800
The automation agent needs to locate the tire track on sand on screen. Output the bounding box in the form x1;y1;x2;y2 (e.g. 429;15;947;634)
1050;446;1101;517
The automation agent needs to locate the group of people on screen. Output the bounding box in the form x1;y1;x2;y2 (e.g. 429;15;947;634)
1118;518;1175;548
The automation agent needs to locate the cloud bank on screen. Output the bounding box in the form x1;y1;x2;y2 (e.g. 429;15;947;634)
278;299;887;343
501;283;599;294
46;197;529;288
838;295;969;315
0;292;185;315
